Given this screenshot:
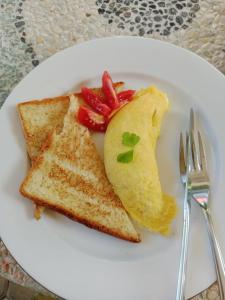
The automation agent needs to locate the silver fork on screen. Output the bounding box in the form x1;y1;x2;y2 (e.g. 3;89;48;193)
178;109;225;300
176;110;193;300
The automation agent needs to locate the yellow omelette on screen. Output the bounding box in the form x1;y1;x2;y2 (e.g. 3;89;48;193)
104;86;177;235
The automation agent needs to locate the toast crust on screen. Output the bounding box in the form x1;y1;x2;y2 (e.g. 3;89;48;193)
20;187;140;243
17;95;70;108
17;82;124;109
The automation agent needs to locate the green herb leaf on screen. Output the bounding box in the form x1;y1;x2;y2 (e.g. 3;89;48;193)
117;150;134;163
122;132;140;147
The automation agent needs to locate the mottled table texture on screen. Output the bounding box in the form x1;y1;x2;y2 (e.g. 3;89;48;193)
0;0;224;299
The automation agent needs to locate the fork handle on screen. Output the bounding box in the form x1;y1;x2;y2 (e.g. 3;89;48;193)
203;208;225;300
176;198;191;300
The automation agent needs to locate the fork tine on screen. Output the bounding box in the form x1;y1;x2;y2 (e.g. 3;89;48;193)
179;133;186;175
190;109;203;170
185;131;189;158
190;130;198;170
198;131;207;171
186;131;191;172
189;108;195;133
186;130;195;174
188;109;195;171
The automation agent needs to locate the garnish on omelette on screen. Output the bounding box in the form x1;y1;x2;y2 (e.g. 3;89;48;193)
117;132;140;163
104;86;177;235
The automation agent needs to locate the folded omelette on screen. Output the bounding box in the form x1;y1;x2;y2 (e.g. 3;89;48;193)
104;86;177;235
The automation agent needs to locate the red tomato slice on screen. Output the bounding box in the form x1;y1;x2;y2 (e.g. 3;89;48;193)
117;90;136;103
102;71;119;110
81;87;111;117
77;106;107;132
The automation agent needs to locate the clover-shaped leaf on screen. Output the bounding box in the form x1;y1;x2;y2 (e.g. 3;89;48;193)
117;150;134;163
122;132;140;147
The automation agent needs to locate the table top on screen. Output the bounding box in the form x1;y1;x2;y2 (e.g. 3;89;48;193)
0;0;224;299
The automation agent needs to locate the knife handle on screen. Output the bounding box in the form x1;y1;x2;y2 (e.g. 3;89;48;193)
203;208;225;300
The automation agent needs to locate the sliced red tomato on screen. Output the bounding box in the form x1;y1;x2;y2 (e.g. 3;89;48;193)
77;72;136;131
102;71;119;110
77;106;107;132
81;87;111;117
117;90;136;103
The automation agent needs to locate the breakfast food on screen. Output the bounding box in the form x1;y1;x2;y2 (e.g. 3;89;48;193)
18;82;124;162
18;82;124;219
20;95;140;242
18;71;177;241
77;72;135;132
104;86;177;235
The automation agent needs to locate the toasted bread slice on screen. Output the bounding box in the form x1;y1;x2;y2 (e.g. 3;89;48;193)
17;82;124;162
18;82;124;219
20;95;140;242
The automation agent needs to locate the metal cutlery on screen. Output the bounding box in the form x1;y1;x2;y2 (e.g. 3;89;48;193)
176;109;225;300
176;110;193;300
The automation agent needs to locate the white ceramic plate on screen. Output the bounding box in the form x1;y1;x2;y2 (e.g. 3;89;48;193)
0;37;225;300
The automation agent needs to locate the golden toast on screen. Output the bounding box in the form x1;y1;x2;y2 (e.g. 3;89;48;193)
20;95;140;242
18;83;124;219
